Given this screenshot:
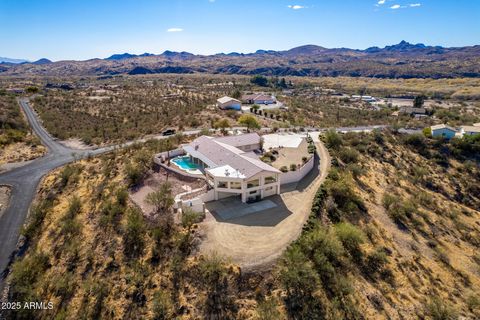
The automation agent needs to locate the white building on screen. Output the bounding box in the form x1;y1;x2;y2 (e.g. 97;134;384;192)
216;96;241;110
460;125;480;136
181;133;281;203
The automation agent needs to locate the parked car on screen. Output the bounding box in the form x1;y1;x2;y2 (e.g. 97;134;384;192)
162;129;176;136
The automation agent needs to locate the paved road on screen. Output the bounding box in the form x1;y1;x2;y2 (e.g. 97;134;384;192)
0;99;199;292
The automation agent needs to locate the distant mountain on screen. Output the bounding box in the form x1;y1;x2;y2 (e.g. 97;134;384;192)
1;41;479;78
106;53;139;60
32;58;52;65
160;51;194;59
0;57;29;64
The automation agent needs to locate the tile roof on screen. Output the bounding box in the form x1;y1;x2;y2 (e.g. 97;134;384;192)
213;132;260;148
241;93;276;102
185;134;280;179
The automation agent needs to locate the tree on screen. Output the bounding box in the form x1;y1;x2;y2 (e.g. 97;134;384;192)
146;182;175;215
413;95;426;108
238;114;260;131
324;129;343;150
231;89;241;99
214;118;230;135
250;75;269;87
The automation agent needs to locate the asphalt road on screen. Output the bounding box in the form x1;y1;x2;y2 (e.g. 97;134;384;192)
0;99;205;292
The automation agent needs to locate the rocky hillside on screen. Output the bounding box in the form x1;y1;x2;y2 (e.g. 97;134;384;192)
2;131;480;319
1;41;479;79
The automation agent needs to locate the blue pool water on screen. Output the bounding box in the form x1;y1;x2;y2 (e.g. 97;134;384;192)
171;156;201;170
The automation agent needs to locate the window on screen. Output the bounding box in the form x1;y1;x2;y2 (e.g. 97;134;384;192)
217;181;228;188
265;186;273;191
249;190;257;194
265;176;276;184
247;179;260;188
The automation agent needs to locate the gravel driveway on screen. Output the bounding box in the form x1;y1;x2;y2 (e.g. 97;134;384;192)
198;141;331;270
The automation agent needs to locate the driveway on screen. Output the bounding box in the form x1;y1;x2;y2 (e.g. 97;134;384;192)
198;141;331;270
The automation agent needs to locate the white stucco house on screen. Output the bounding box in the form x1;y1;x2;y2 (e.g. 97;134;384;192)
460;125;480;137
181;133;281;203
216;96;241;110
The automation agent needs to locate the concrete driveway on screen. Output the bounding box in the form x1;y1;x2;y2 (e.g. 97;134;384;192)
198;141;331;271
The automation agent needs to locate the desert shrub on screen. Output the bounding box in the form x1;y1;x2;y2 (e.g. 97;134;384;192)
146;182;175;215
181;208;204;230
334;222;365;261
467;293;480;313
403;133;426;149
290;163;297;171
280;166;288;173
9;252;50;301
256;299;282;320
383;193;418;226
123;208;146;258
279;246;325;319
22;199;53;241
325;174;366;222
324;130;343;150
425;296;458;320
339;147;360;164
152;290;174;320
198;253;237;319
60;164;83;187
365;248;390;277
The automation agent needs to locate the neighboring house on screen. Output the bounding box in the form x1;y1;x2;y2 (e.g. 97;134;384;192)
431;124;457;139
399;107;427;117
460;125;480;136
242;93;276;105
217;96;241;110
352;95;376;103
181;133;281;203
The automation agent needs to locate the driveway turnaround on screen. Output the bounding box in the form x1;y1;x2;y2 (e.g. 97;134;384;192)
199;140;331;271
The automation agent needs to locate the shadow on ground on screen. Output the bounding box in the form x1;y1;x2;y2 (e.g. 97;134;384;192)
206;195;292;227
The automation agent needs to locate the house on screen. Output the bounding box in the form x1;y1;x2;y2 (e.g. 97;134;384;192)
241;93;276;105
431;124;457;139
217;96;241;110
352;95;376;103
181;133;281;203
399;107;427;117
460;125;480;136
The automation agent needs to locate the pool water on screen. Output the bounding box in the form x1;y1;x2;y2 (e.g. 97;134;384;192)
171;156;201;171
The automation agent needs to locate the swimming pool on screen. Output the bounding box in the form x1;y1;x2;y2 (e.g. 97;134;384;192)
171;156;202;173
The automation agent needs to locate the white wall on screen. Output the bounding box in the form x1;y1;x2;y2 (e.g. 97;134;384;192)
280;156;314;185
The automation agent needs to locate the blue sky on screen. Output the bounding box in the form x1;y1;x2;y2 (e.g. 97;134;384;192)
1;0;479;61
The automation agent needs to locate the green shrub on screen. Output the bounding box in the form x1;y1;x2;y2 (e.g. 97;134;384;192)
123;208;146;258
152;290;173;320
334;222;365;261
256;298;282;320
181;208;204;230
339;147;360;164
325;130;343;150
425;296;458;320
280;166;288;173
290;163;297;171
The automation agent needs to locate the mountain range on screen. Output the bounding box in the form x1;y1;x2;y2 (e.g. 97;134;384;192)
1;41;479;78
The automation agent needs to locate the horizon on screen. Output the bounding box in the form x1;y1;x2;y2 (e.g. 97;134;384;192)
2;40;474;63
1;0;479;61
